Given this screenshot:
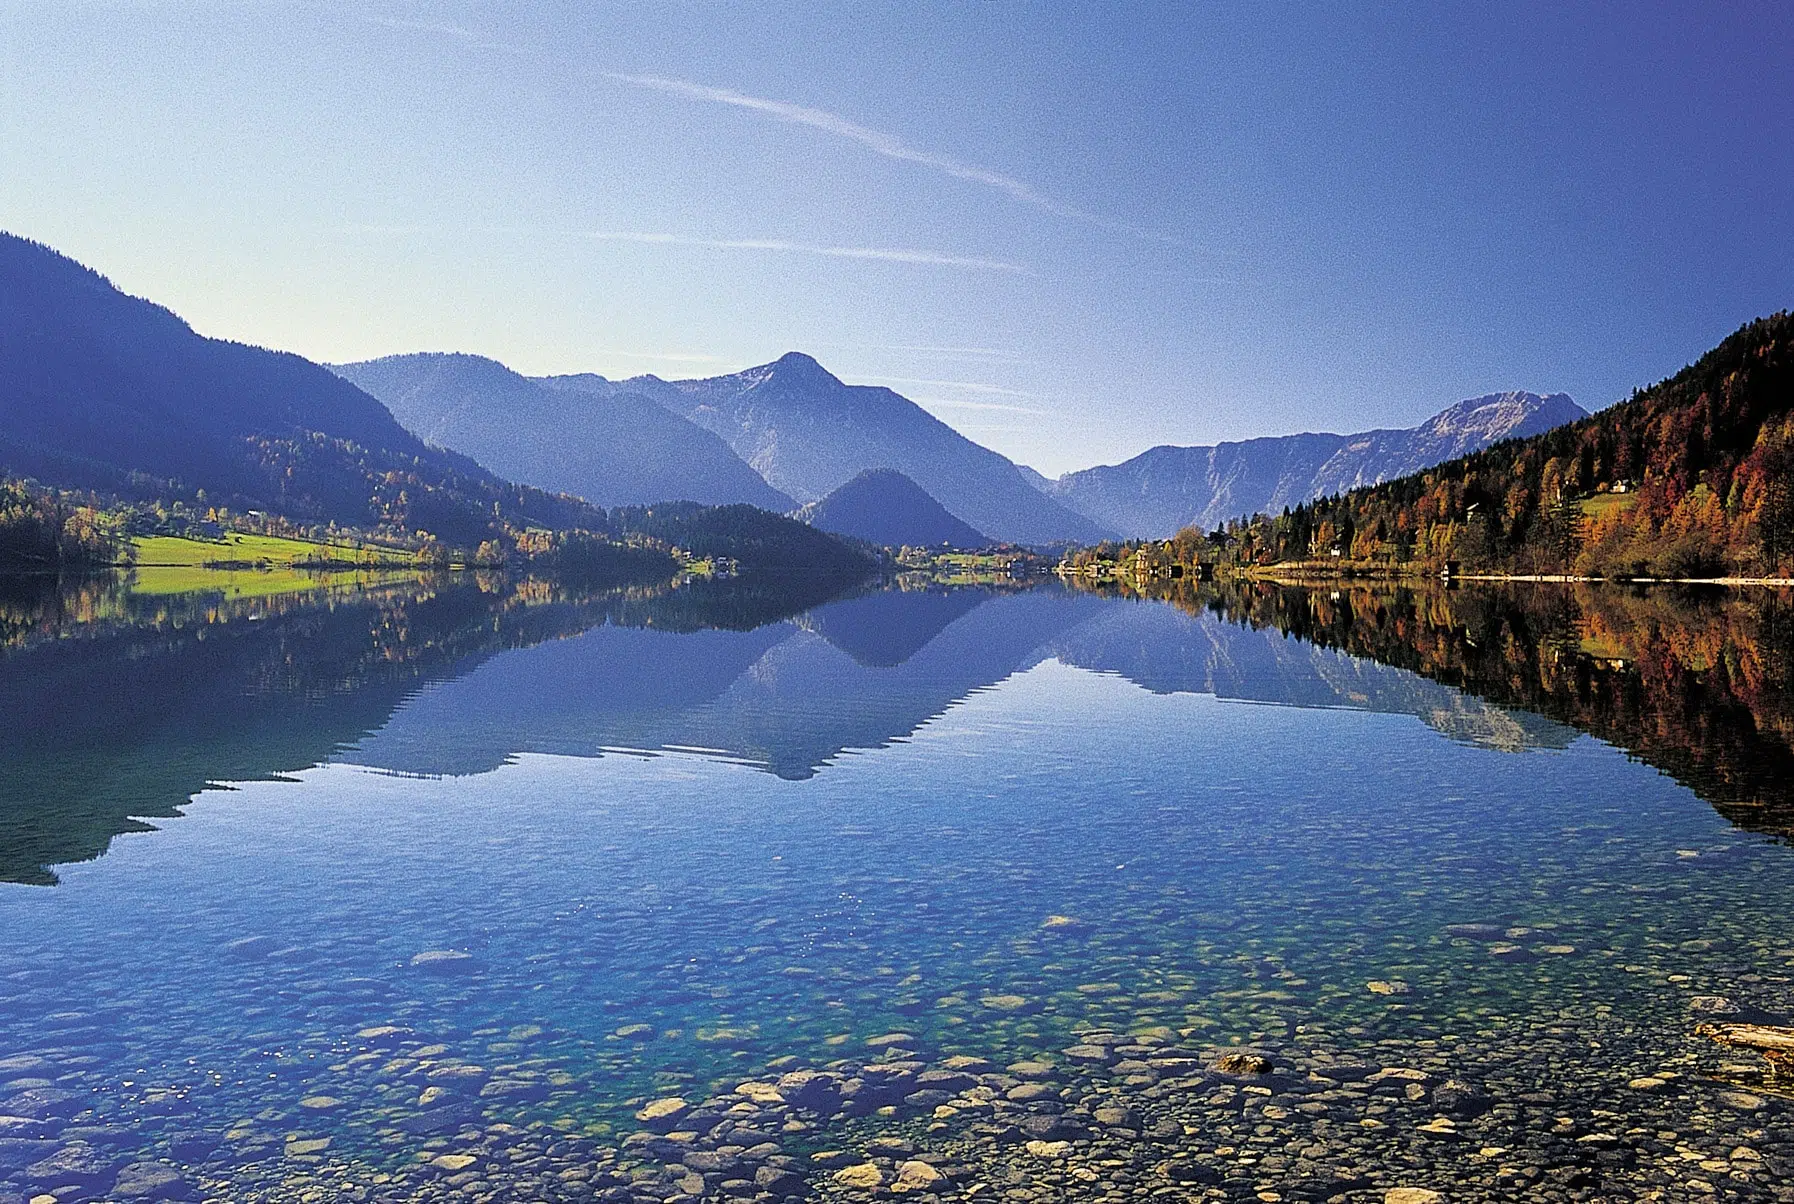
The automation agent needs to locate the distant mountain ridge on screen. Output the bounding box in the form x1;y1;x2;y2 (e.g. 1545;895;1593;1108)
1042;391;1588;538
0;232;590;544
332;353;792;511
0;227;1597;557
794;468;991;549
541;354;1112;546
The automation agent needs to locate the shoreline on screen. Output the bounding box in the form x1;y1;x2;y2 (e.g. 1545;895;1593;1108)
1226;569;1794;589
1057;564;1794;590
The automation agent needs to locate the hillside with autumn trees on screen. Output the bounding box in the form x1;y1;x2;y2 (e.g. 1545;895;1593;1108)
1107;312;1794;580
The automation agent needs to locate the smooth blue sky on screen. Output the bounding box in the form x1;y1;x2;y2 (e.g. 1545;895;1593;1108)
2;2;1790;474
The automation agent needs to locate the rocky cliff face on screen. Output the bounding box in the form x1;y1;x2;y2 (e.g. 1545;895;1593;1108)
1045;392;1587;538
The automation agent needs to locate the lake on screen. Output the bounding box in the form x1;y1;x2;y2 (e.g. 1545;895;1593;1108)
0;572;1790;1202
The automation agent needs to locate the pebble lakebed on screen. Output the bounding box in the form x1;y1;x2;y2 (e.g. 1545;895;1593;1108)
2;909;1790;1204
3;664;1793;1203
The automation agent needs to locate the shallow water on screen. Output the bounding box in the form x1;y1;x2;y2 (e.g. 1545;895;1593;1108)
1;579;1790;1200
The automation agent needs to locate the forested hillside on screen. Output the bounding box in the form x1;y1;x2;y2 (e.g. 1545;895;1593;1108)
0;482;128;571
794;469;991;549
1199;313;1794;578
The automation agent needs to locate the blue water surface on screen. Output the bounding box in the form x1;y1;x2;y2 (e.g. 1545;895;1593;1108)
0;586;1787;1196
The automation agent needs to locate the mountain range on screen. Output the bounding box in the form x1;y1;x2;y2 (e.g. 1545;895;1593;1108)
793;468;991;549
542;354;1111;545
1040;391;1588;538
0;229;1601;556
0;233;596;545
333;353;793;512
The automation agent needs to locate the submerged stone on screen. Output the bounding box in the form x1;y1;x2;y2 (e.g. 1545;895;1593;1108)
893;1159;943;1190
833;1161;883;1188
25;1142;116;1189
636;1097;690;1132
1007;1061;1058;1080
110;1160;186;1200
980;994;1032;1012
1213;1051;1273;1077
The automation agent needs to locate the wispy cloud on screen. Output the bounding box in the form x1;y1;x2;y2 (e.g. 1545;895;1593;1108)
326;222;1021;273
912;397;1045;416
810;341;1033;363
858;374;1038;398
879;344;1020;359
604;72;1178;246
360;14;523;54
577;230;1026;273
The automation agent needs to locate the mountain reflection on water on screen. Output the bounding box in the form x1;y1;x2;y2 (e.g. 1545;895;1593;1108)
3;569;1792;885
1102;576;1794;840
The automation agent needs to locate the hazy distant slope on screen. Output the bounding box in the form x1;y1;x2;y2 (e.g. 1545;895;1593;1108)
0;232;587;542
1047;391;1586;537
543;353;1112;545
336;353;793;511
794;468;991;548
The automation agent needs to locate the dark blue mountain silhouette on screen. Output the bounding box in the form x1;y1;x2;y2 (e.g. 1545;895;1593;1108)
795;468;990;549
0;233;591;541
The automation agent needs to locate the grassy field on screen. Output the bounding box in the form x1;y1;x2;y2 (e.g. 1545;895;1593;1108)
132;532;413;568
128;533;417;598
1579;492;1639;520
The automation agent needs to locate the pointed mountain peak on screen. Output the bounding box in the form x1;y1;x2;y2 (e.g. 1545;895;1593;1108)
796;468;991;549
745;351;841;389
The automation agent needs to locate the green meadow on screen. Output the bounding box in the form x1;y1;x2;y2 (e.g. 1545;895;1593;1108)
129;533;417;598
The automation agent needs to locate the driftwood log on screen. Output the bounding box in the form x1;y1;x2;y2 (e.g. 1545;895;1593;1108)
1698;1023;1794;1079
